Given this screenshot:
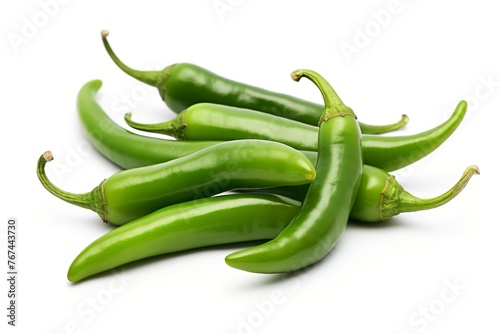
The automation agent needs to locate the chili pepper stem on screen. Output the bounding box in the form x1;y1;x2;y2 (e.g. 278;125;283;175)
124;112;186;139
101;30;171;88
380;165;480;220
37;151;107;221
291;70;356;123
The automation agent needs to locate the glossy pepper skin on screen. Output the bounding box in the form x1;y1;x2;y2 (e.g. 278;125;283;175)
101;30;408;134
124;103;320;150
36;140;316;226
238;164;480;223
226;69;363;273
67;194;301;282
75;80;479;223
77;80;221;169
125;100;466;170
67;165;479;282
78;80;467;173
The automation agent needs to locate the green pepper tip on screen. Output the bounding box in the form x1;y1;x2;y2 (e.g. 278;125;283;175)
84;79;103;92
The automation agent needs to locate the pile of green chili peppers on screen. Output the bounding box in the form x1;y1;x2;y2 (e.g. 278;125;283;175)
37;31;479;283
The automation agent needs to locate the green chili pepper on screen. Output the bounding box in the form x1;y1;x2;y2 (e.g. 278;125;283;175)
124;100;466;171
78;80;465;173
237;164;479;222
77;80;221;169
67;164;478;282
67;194;301;282
351;165;479;222
101;30;408;134
77;81;478;222
226;69;363;273
37;140;316;226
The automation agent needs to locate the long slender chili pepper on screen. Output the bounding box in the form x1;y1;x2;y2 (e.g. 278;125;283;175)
78;80;466;173
76;82;478;224
67;164;479;282
101;30;408;134
67;194;301;282
37;140;316;226
68;76;479;279
124;100;465;170
226;69;364;273
237;164;479;222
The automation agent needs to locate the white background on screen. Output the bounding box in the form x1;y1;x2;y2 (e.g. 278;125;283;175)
2;0;499;333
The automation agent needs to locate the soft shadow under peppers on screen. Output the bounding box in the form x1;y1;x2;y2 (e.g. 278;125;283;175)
67;164;478;282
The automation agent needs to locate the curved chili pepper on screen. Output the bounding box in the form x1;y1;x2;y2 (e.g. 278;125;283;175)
123;103;319;149
78;80;465;173
124;100;466;171
237;164;479;222
67;164;479;282
77;80;221;169
226;69;363;273
67;194;301;282
76;82;478;223
68;164;479;282
101;30;408;134
36;140;316;226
